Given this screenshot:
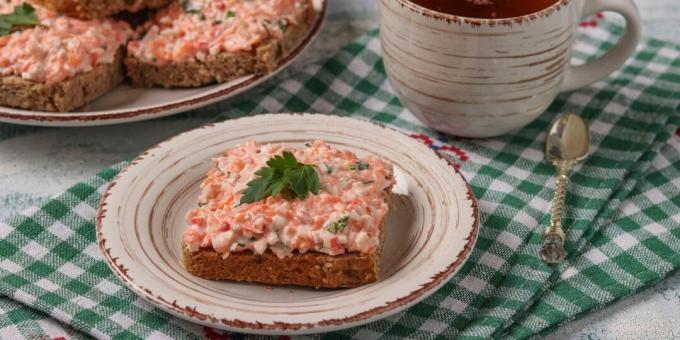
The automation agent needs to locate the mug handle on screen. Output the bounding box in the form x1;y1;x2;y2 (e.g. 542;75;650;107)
560;0;642;92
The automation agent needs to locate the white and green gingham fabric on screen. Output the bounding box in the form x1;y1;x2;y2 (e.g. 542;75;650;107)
1;21;680;339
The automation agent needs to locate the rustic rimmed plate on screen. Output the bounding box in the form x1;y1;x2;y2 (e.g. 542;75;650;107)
96;114;479;335
0;1;326;127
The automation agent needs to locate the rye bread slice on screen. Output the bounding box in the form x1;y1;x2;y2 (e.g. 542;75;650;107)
30;0;174;19
182;213;388;289
125;0;315;88
0;49;125;112
182;245;380;289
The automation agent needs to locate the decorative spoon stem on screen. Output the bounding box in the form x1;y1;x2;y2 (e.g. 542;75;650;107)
540;113;591;265
539;164;570;264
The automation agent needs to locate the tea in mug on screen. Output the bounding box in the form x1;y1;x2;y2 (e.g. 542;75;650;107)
409;0;560;19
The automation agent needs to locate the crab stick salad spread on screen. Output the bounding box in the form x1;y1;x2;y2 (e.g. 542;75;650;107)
184;140;395;259
0;0;133;84
127;0;310;65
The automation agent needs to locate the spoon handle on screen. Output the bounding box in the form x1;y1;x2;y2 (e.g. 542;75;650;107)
539;164;571;264
550;166;570;231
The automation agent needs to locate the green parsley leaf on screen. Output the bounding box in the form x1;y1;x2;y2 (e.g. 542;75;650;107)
327;216;349;234
239;151;320;205
288;166;320;199
236;241;245;247
323;162;332;174
0;3;40;36
227;10;237;17
182;0;202;14
239;167;275;204
349;161;369;171
287;167;307;198
198;201;207;207
306;166;320;194
266;151;298;170
262;19;272;39
276;17;287;32
268;175;288;197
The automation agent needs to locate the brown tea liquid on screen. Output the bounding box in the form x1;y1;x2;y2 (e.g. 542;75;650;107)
409;0;560;19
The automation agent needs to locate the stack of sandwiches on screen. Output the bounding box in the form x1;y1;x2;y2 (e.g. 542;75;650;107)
0;0;315;112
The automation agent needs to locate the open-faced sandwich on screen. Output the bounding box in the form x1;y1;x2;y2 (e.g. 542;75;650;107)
126;0;315;88
30;0;174;19
182;140;395;288
0;0;134;111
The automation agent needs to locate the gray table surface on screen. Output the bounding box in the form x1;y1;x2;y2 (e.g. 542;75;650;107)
1;1;678;339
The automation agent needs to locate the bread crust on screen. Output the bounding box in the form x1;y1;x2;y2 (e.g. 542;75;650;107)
125;0;315;88
30;0;174;19
0;50;125;112
183;246;380;289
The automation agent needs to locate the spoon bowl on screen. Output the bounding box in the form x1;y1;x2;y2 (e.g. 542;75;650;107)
546;113;591;164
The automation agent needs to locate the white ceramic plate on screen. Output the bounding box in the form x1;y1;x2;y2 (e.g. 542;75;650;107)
96;114;479;335
0;1;326;127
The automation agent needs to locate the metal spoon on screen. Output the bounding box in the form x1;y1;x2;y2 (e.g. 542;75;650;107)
539;113;591;265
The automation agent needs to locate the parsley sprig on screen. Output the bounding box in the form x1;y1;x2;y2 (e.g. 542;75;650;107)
327;216;349;234
182;0;202;14
240;151;320;205
349;160;369;171
0;3;40;36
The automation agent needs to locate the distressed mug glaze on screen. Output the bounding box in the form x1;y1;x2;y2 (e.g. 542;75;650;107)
379;0;641;137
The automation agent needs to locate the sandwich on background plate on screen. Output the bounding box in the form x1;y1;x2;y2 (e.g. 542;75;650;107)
0;0;318;112
0;0;134;112
30;0;174;19
126;0;316;88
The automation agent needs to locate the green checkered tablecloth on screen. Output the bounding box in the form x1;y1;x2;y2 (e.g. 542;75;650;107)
1;21;680;339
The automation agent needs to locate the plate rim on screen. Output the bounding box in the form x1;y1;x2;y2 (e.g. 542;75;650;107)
0;1;328;127
96;113;480;334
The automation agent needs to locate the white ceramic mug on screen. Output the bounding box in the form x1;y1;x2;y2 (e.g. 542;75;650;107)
379;0;641;138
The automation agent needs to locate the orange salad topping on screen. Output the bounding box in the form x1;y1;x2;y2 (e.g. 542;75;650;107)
184;141;395;259
0;0;133;84
127;0;309;64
